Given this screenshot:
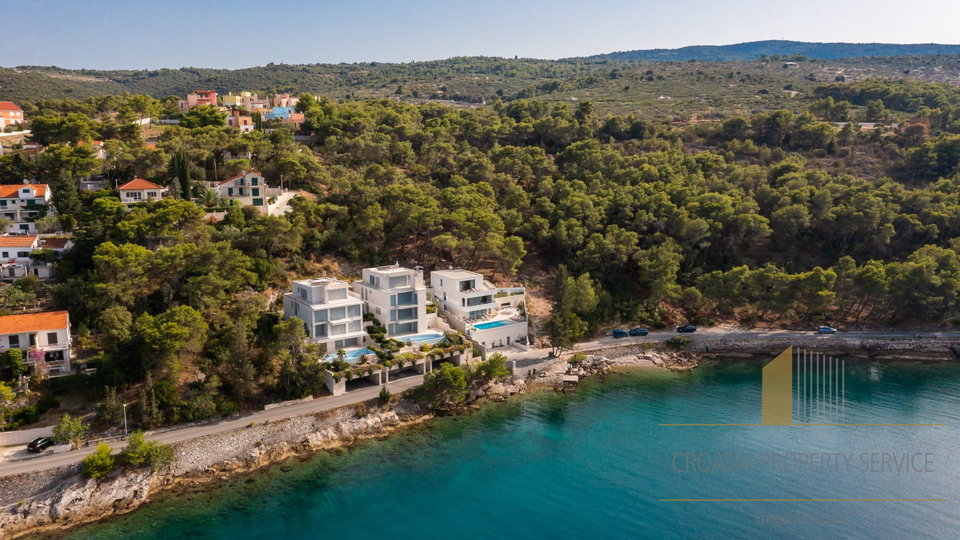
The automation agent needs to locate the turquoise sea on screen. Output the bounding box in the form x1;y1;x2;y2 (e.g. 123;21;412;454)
49;358;960;539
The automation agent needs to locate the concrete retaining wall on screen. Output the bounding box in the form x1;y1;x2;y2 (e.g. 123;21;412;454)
0;426;54;447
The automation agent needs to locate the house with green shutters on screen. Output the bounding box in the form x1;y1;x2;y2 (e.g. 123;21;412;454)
212;171;282;213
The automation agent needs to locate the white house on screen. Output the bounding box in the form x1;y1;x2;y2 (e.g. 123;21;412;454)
0;183;53;234
0;235;54;281
212;171;278;212
117;178;167;209
0;311;72;376
354;265;428;337
282;277;368;354
430;269;527;350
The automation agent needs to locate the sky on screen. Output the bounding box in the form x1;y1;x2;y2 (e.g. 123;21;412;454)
2;0;959;70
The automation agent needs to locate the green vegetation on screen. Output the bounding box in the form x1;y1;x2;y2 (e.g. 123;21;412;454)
419;363;468;407
119;431;175;470
378;385;392;405
4;57;960;430
81;442;115;478
53;414;88;450
666;336;691;350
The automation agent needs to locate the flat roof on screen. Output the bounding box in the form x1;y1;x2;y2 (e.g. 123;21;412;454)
431;269;482;280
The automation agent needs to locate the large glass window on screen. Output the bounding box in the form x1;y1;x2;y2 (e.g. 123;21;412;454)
397;307;417;321
314;324;327;338
331;323;346;336
330;307;346;320
348;320;362;333
388;276;408;288
328;288;347;301
397;291;417;305
9;335;19;347
348;305;361;318
314;310;328;323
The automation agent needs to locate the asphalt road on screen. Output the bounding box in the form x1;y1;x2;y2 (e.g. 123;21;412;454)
4;327;958;477
0;373;425;477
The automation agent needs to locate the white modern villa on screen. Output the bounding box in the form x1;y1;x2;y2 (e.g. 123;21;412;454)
282;277;367;354
430;269;527;351
353;264;428;337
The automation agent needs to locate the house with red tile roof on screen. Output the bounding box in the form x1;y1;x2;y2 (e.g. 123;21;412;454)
0;183;54;234
178;90;218;112
0;235;53;281
0;102;24;130
0;311;73;376
117;178;167;209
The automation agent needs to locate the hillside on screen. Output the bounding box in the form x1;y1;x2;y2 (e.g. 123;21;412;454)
584;40;960;62
2;53;960;120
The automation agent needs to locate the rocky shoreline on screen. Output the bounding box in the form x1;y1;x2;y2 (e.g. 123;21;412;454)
3;336;958;539
0;379;529;540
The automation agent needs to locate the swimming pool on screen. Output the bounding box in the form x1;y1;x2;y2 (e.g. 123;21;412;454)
399;333;445;345
328;347;375;364
473;320;516;330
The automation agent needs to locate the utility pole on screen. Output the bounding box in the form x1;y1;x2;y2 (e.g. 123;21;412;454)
122;403;128;437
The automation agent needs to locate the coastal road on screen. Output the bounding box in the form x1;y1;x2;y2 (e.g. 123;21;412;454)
0;373;425;478
4;327;959;477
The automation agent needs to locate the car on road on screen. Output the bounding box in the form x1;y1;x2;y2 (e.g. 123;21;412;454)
27;437;55;453
676;324;697;333
612;329;629;338
629;327;649;336
817;326;838;334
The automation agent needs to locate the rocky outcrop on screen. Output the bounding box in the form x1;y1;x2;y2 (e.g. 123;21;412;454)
0;400;432;540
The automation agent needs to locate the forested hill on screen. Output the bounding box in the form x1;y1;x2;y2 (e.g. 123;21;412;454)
584;40;960;62
3;47;960;110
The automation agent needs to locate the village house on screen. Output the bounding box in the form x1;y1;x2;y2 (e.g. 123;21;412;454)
117;178;167;210
178;90;219;112
0;183;53;234
0;102;25;130
283;277;368;354
270;93;300;108
0;311;73;376
354;265;428;337
430;269;527;352
226;109;255;133
211;171;282;212
0;235;52;280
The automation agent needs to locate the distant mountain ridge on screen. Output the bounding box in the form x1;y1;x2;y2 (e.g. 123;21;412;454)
581;40;960;62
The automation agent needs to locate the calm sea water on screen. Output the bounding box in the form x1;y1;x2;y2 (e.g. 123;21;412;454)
50;359;960;540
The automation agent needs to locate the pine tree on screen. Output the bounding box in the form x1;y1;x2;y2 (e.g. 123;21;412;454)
170;149;191;201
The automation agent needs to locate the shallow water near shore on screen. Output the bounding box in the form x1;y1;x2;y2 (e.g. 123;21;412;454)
40;359;960;539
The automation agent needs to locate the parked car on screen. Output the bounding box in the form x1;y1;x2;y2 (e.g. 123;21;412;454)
27;437;55;453
629;327;649;336
818;326;838;334
676;324;697;333
612;329;629;338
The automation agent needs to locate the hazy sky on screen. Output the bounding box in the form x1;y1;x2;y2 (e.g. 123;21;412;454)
2;0;958;69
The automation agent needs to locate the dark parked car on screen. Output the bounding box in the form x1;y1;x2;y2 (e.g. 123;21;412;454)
27;437;55;453
612;329;629;338
676;324;697;333
818;326;838;334
629;327;649;336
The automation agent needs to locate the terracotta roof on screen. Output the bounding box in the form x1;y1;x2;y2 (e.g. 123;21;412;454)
40;238;71;249
0;311;69;335
118;178;163;190
0;184;48;198
0;236;39;248
0;101;22;112
218;171;263;186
